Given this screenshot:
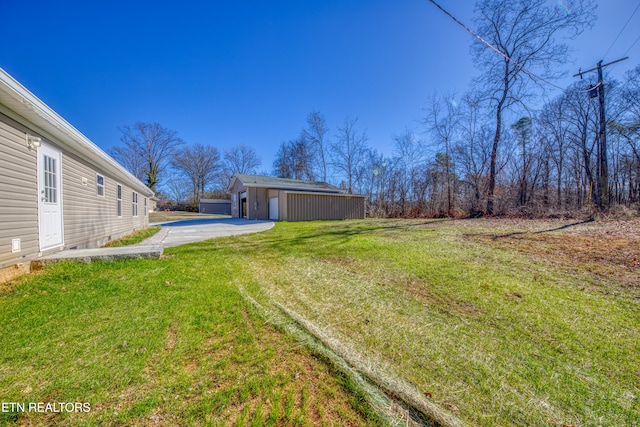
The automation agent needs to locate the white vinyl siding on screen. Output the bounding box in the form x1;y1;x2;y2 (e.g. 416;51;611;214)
96;173;105;197
0;115;39;268
1;69;153;266
59;149;148;249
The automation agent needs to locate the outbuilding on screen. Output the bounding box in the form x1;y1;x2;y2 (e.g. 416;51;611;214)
198;198;231;215
228;174;366;221
0;68;154;282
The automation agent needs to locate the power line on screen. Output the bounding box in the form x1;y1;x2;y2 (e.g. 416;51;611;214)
426;0;578;93
605;33;639;77
573;57;629;78
573;57;628;211
600;33;638;77
623;33;640;58
602;2;640;60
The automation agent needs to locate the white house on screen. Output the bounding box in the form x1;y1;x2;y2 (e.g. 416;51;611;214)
0;68;154;282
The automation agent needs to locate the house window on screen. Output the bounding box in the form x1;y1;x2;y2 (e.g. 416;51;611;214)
117;184;122;217
144;197;148;216
132;192;138;217
96;174;105;197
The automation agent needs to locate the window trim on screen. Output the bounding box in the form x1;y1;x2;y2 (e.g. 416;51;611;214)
116;184;122;218
132;191;138;217
96;173;105;197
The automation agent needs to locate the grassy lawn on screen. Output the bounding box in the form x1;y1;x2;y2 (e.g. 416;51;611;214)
234;218;639;426
0;246;383;426
1;218;638;426
102;226;162;247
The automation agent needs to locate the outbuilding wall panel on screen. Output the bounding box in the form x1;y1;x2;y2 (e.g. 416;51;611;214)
286;193;365;221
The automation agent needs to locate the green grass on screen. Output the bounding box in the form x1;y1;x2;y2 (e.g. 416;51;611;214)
229;219;639;426
0;239;384;426
1;218;638;426
102;226;161;247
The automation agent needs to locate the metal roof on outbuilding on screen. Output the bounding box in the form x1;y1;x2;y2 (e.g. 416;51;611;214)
199;198;231;204
228;174;343;193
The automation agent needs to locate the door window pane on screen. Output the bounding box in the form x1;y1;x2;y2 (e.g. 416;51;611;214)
44;155;57;204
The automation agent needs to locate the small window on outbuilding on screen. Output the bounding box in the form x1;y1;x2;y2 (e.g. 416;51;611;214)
117;184;122;217
97;174;105;197
132;192;138;217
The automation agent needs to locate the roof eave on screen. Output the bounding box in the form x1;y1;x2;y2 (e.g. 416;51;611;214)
284;190;366;197
231;174;343;193
0;68;154;197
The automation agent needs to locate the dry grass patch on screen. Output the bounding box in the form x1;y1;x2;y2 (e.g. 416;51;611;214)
468;218;640;294
234;218;640;426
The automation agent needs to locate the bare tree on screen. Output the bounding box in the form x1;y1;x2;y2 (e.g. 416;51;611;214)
425;93;460;214
330;116;368;194
510;116;533;208
564;83;599;207
172;144;221;203
472;0;594;214
393;130;426;214
302;110;330;182
614;66;640;164
539;97;568;209
221;144;262;185
164;173;191;205
454;94;491;215
110;145;145;182
112;122;184;191
272;138;316;180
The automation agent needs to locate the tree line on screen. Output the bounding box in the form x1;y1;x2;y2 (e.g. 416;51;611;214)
110;122;262;207
111;0;640;217
271;62;639;218
273;0;639;217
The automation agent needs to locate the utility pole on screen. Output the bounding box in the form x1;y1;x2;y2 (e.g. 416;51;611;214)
574;56;628;211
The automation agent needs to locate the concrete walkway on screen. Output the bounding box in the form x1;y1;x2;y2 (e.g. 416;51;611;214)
34;245;163;265
36;218;274;265
145;218;274;248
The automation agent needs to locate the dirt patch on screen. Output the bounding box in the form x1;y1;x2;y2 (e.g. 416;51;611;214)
392;275;481;317
164;323;178;353
467;218;640;295
241;306;257;336
0;263;29;285
322;256;360;273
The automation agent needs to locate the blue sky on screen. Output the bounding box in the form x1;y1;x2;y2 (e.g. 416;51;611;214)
2;0;639;176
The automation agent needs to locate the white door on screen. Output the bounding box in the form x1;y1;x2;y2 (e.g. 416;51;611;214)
38;142;63;250
269;197;278;220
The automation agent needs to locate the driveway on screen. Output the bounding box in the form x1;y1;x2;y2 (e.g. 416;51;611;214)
146;218;274;248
